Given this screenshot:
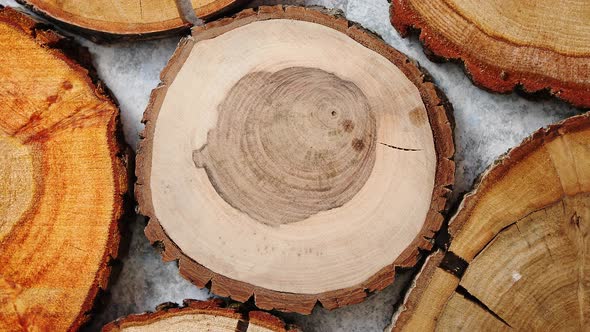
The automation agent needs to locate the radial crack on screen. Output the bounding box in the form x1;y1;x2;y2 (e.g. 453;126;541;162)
456;285;512;328
571;211;587;330
379;142;422;151
12;303;26;332
470;203;557;261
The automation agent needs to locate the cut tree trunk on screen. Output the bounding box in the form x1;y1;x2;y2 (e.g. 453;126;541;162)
0;7;128;331
136;5;455;314
18;0;243;41
390;112;590;331
391;0;590;108
102;299;300;332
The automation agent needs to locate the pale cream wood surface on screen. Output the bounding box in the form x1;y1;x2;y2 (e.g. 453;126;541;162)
102;300;295;332
150;18;436;294
121;314;239;332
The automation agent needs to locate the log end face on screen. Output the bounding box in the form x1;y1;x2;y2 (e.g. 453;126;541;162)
137;5;455;313
0;7;129;331
392;113;590;331
389;0;590;108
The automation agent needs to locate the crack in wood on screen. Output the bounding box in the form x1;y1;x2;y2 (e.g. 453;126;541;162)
469;202;561;262
571;211;587;330
455;285;512;328
1;277;26;331
12;302;26;332
379;142;421;151
137;4;455;315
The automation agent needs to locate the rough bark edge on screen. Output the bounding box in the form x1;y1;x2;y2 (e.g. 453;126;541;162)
101;299;300;332
390;0;590;109
387;250;445;331
0;6;132;331
390;112;590;331
16;0;246;43
248;310;301;332
135;5;455;314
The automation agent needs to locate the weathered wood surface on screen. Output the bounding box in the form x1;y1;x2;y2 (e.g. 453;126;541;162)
103;299;300;332
391;112;590;331
391;0;590;107
0;7;129;331
18;0;243;40
137;5;454;314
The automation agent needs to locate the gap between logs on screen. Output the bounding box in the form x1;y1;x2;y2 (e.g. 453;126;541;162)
439;251;468;278
175;0;204;26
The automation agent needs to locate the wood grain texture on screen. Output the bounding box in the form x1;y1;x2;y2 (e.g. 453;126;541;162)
17;0;243;41
391;112;590;331
102;299;300;332
390;0;590;108
0;7;128;331
136;5;454;314
192;66;379;226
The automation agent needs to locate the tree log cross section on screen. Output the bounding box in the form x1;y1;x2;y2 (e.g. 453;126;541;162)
391;113;590;331
18;0;242;40
103;299;300;332
137;5;455;314
0;6;128;331
391;0;590;107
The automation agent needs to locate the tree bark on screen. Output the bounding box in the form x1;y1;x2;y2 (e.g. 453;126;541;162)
17;0;243;41
391;113;590;331
136;5;454;314
103;299;300;332
391;0;590;108
0;7;129;331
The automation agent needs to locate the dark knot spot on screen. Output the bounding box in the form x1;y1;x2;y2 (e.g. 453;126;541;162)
62;81;73;90
46;95;58;104
331;110;337;117
342;119;354;133
409;107;427;127
499;70;508;80
352;138;365;151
